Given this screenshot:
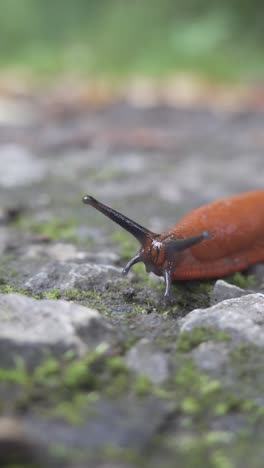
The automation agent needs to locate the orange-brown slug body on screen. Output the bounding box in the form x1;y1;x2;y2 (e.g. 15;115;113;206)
83;190;264;297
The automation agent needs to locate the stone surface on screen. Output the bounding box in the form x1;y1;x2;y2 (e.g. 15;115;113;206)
126;338;169;384
0;293;113;366
192;341;230;371
24;262;121;293
24;242;119;264
210;279;251;305
180;293;264;346
26;396;172;450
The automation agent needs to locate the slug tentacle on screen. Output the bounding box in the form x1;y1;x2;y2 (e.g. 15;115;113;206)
162;231;210;297
163;268;172;297
122;251;142;276
83;195;156;245
165;231;210;259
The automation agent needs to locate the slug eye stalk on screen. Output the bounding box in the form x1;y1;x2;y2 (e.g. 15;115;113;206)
82;195;156;245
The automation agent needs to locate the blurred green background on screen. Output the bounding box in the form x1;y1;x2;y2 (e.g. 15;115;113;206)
1;0;263;81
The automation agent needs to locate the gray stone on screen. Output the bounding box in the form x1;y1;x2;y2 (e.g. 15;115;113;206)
192;341;230;371
126;338;169;384
25;396;172;450
24;242;119;264
211;279;250;305
180;293;264;346
0;293;113;367
24;261;121;293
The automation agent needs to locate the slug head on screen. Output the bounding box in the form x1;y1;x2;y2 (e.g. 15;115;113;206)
83;195;210;297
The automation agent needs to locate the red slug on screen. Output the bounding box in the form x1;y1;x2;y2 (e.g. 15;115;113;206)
83;190;264;297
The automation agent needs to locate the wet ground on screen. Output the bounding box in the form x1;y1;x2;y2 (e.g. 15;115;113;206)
0;92;263;467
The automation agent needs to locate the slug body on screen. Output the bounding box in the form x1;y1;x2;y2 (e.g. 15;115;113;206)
83;191;264;297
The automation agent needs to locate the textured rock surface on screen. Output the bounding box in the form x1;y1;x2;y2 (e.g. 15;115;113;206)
0;293;113;366
180;294;264;346
25;396;172;450
210;279;252;305
24;262;121;293
126;338;169;384
192;341;231;371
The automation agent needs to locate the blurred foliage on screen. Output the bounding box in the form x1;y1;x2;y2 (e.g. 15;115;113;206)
0;0;263;80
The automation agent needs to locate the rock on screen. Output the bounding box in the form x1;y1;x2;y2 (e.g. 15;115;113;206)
25;395;172;451
0;293;113;367
24;261;121;293
180;293;264;347
126;338;169;384
24;243;119;264
25;243;86;262
192;341;230;371
211;279;250;305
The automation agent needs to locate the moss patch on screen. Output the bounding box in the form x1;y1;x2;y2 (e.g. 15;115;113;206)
0;345;130;422
1;341;264;467
225;272;256;289
177;327;231;353
16;216;78;242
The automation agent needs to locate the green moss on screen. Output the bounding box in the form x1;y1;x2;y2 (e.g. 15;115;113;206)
158;282;214;315
107;356;126;374
0;359;28;385
44;290;61;300
133;375;153;396
33;357;61;383
164;281;214;312
172;360;249;419
210;452;234;468
17;216;78;242
1;348;264;468
63;360;96;390
0;284;30;295
52;393;95;425
162;430;235;468
0;345;131;416
0;285;111;316
69;290;109;315
225;272;256;289
177;327;231;352
181;396;201;414
62;288;106;303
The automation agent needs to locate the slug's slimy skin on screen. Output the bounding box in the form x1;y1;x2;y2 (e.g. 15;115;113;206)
83;191;264;297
